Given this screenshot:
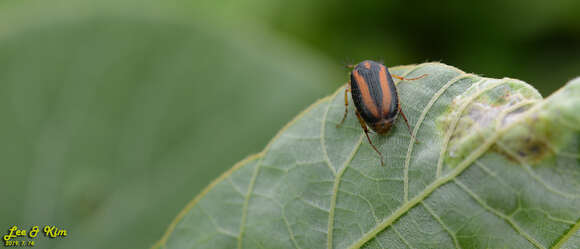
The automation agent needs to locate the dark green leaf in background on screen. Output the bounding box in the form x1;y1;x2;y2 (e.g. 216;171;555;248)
155;64;580;249
0;1;339;248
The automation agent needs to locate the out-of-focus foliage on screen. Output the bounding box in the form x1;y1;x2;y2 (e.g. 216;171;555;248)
0;0;577;248
0;1;339;249
182;0;580;95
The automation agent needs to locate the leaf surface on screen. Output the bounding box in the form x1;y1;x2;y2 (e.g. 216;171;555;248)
156;63;580;249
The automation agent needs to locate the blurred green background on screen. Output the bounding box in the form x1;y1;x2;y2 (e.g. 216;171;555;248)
0;0;578;248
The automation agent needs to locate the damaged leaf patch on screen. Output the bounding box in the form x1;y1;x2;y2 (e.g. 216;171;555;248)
437;78;542;168
496;79;580;165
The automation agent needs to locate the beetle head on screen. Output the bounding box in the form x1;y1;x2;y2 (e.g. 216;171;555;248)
372;119;394;134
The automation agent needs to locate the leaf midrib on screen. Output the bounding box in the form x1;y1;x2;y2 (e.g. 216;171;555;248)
403;73;477;202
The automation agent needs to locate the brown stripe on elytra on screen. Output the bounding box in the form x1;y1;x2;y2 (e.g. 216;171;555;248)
352;70;380;117
378;66;393;116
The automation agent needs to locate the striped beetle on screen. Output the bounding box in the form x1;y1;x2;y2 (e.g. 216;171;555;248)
337;60;426;166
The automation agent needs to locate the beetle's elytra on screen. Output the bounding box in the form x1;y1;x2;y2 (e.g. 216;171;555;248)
337;60;426;166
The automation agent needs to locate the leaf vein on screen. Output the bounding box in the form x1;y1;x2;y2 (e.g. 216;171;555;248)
327;133;364;249
474;161;520;195
524;208;577;225
495;141;580;199
551;218;580;249
227;177;246;197
198;206;238;238
282;205;302;249
299;197;330;212
339;189;379;223
349;166;404;182
454;179;545;249
436;78;504;178
421;201;461;249
238;156;267;248
321;99;337;175
392;226;415;249
403;73;477;202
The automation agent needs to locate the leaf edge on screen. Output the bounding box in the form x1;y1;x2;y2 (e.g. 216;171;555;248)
150;85;342;249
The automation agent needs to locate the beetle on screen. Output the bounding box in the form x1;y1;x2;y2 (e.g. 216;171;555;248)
336;60;426;166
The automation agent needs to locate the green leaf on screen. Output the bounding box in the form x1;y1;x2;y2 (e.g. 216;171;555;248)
155;63;580;249
0;1;339;249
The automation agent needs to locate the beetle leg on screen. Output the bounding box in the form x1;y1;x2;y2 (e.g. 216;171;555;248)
354;110;385;166
391;73;428;81
337;83;351;128
398;105;420;143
